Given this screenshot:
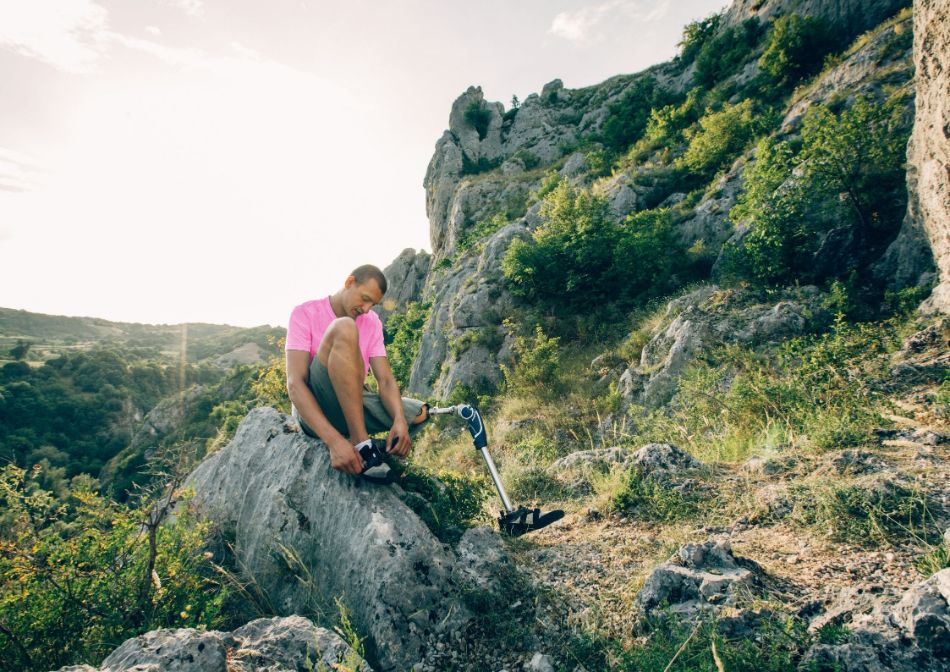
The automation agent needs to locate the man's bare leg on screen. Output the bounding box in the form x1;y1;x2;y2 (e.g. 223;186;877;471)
317;317;369;445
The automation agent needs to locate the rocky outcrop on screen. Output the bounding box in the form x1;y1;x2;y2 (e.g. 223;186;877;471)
184;408;470;672
721;0;909;42
800;569;950;672
636;540;759;623
910;0;950;314
54;616;371;672
408;224;528;397
617;285;828;409
376;248;431;323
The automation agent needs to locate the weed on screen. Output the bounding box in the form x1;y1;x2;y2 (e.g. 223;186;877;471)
612;468;696;522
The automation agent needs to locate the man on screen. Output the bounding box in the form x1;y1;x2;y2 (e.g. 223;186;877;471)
285;264;428;475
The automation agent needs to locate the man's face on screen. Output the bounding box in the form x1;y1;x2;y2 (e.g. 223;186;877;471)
341;277;384;318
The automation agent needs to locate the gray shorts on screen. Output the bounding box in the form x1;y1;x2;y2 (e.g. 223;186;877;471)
293;357;427;438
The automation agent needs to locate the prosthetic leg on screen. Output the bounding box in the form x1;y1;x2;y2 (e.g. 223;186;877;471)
428;404;564;536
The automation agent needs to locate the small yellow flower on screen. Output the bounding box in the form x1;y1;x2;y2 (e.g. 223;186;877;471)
180;611;188;619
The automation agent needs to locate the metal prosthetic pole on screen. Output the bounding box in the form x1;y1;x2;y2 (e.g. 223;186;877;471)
428;404;564;536
428;404;514;513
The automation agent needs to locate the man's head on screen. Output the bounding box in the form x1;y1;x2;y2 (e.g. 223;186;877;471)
338;264;387;318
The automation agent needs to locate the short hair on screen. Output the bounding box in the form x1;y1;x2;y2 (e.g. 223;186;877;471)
351;264;388;294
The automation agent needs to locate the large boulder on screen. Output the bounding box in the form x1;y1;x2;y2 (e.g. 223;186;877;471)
910;0;950;314
54;616;370;672
184;408;470;672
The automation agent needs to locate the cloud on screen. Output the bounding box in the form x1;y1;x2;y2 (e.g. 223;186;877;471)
0;147;45;193
146;25;162;36
161;0;205;17
0;0;109;73
549;0;671;43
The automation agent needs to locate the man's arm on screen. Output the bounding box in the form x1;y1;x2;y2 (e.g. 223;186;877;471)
369;355;411;457
286;349;363;474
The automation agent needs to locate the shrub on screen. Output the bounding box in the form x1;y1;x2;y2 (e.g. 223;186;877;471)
645;88;704;145
383;301;431;390
726;95;910;287
694;18;763;87
394;463;490;544
676;99;770;178
464;101;492;140
612;468;695;522
758;14;835;89
614;208;685;299
502;325;561;396
677;13;722;65
0;466;228;671
601;77;675;152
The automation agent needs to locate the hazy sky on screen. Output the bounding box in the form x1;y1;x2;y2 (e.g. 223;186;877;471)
0;0;726;328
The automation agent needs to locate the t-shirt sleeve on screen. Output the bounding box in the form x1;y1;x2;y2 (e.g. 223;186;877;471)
285;304;311;352
366;317;387;359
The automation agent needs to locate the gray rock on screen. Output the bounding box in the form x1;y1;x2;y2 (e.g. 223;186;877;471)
185;408;469;672
892;568;950;659
455;526;512;594
636;540;757;624
526;652;555;672
910;0;950;314
56;616;370;672
375;248;431;323
548;447;636;472
632;443;702;479
617;285;826;409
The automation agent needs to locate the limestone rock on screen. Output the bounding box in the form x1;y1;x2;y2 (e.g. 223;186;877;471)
910;0;950;314
53;616;370;672
617;285;826;409
376;248;431;323
636;540;758;624
632;443;702;479
184;408;469;672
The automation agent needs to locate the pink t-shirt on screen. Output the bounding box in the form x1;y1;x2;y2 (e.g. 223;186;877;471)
285;297;386;375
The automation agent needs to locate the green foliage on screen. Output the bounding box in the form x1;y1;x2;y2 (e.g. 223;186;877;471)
393;463;490;543
464;100;492;140
677;13;722;65
612;468;695;521
638;315;900;463
9;340;31;361
503;182;689;313
601;77;675;152
502;324;561;397
694;18;762;87
758;15;835;89
457;213;508;255
725;95;911;287
645;88;704;145
527;170;563;205
0;465;227;671
917;536;950;577
676;99;771;178
383;302;431;390
793;476;932;547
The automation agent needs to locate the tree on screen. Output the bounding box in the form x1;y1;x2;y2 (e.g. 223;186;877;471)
9;340;30;361
758;14;835;89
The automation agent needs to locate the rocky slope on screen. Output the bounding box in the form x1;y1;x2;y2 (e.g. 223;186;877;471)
382;0;932;400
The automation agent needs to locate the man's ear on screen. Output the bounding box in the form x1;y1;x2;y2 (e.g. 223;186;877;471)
344;275;356;289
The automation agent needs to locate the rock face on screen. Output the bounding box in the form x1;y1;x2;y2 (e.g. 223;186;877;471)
184;408;469;672
375;248;431;324
721;0;908;39
800;568;950;672
618;285;827;409
54;616;371;672
911;0;950;314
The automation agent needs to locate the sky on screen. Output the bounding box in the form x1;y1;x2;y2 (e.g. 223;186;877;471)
0;0;727;328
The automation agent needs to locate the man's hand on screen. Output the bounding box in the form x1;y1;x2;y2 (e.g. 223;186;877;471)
327;435;364;475
387;418;412;458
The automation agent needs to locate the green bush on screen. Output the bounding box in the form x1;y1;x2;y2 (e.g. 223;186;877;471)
464;101;492;140
502;325;561;396
393;463;490;543
383;301;431;390
758;14;835;89
502;183;689;313
601;77;675;152
694;18;763;87
645;88;704;145
612;467;695;521
0;465;228;671
677;13;722;65
676;99;771;178
725;95;911;287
